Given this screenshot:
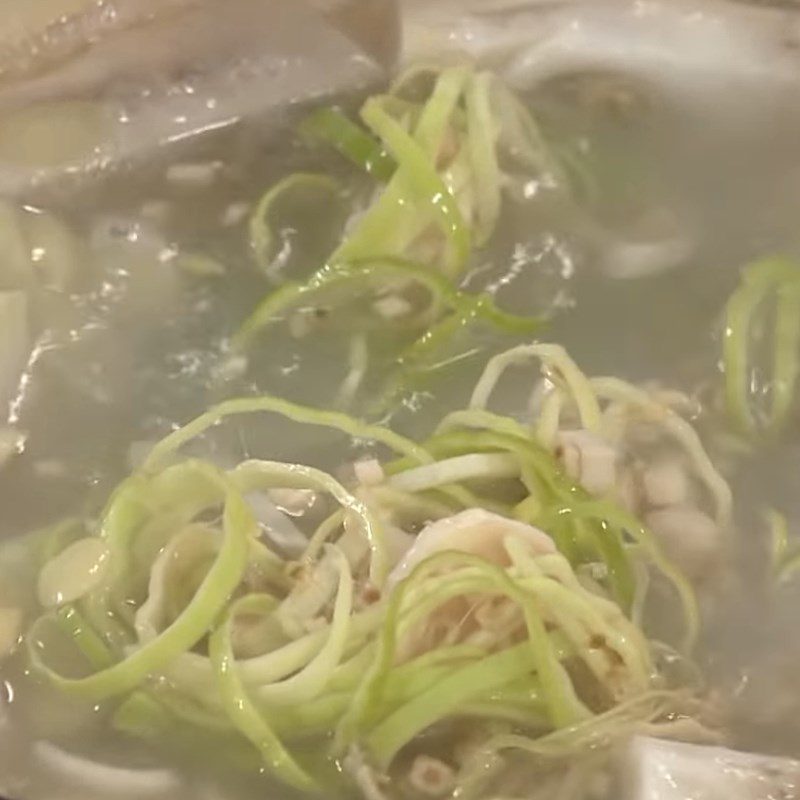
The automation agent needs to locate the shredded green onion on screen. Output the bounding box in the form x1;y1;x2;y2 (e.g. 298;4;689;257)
723;256;800;437
234;256;540;354
366;643;542;768
142;393;431;473
54;605;115;670
768;508;800;585
16;341;711;796
236;65;561;407
209;594;319;792
29;485;255;699
336;550;601;755
300;107;396;180
465;72;502;246
249;173;339;272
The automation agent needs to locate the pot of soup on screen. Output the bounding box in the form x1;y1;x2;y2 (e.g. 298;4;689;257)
1;2;800;800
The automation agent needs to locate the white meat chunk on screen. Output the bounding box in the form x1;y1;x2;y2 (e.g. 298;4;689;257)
555;429;618;496
389;510;555;661
644;506;720;579
640;460;690;509
388;508;555;587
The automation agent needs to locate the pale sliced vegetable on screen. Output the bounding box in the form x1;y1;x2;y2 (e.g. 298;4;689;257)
267;487;317;515
373;294;412;319
598;231;692;280
221;202;249;227
37;537;111;608
134;526;217;643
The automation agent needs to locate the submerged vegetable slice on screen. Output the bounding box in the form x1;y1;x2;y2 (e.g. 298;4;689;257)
366;642;542;767
37;537;110;608
54;605;115;670
142;393;431;473
29;487;255;699
358;95;470;276
234;256;541;352
767;508;800;585
723;256;800;437
209;594;318;792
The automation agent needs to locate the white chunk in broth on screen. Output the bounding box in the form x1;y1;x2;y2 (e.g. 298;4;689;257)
644;507;720;581
388;508;555;587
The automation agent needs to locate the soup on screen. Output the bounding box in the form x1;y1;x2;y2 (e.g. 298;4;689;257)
2;2;800;800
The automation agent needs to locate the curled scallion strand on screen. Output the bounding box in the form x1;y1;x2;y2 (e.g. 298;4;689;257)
723;256;800;437
209;594;319;792
28;482;255;700
238;66;558;402
248;173;340;272
17;347;709;793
